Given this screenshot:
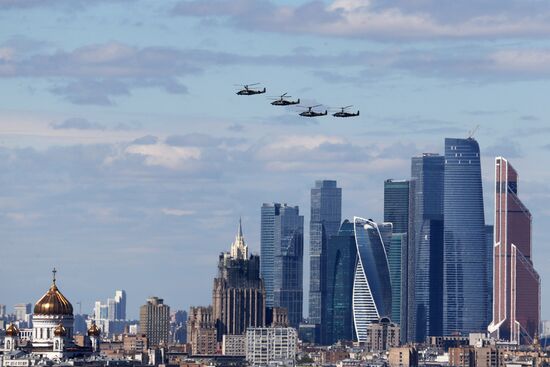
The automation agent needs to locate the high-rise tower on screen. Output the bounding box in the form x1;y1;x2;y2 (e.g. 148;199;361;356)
488;157;540;344
352;217;392;344
212;219;266;341
443;138;487;335
261;203;304;327
139;297;170;347
408;154;444;342
309;180;342;327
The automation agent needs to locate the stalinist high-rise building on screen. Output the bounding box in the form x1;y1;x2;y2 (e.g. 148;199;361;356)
212;219;266;341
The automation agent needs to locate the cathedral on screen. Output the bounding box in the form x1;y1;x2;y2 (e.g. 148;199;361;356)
2;269;101;365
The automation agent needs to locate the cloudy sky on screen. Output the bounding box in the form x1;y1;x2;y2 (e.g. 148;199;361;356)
1;0;550;321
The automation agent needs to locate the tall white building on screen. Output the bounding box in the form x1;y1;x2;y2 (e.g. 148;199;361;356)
246;327;297;366
93;290;126;321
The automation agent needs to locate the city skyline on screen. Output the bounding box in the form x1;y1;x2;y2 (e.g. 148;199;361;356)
2;1;550;324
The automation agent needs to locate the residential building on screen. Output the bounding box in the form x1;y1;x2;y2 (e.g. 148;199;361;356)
222;334;246;356
246;327;297;366
444;138;488;335
212;219;266;341
187;306;217;355
309;180;342;329
408;153;444;342
366;317;400;352
261;203;304;327
488;157;541;344
352;217;392;344
388;347;419;367
322;220;356;345
139;297;170;347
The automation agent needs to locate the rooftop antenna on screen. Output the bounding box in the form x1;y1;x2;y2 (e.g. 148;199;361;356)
468;124;480;139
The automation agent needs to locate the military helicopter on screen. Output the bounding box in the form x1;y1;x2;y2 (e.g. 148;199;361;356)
269;93;300;106
299;105;328;117
235;83;266;95
332;105;359;117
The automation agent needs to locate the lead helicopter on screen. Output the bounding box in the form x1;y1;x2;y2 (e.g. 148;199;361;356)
332;105;359;117
299;105;328;117
235;83;266;95
269;93;300;106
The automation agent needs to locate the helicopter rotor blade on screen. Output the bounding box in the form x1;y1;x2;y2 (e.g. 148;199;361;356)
343;105;353;109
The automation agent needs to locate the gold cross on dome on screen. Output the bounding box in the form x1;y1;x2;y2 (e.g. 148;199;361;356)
52;267;57;284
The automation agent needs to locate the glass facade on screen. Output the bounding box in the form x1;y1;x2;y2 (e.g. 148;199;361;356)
261;203;304;328
384;179;409;234
388;233;406;325
309;180;342;326
443;138;487;335
488;157;540;344
408;154;444;342
321;220;356;345
352;217;392;344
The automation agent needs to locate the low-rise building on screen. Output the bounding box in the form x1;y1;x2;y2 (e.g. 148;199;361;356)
246;327;297;366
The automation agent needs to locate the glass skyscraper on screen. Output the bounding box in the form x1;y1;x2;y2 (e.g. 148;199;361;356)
352;217;392;344
443;137;487;335
321;220;356;345
488;157;540;344
261;203;304;328
309;180;342;327
408;154;444;342
383;179;409;329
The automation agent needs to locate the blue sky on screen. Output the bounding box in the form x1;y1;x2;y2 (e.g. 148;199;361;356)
1;0;550;321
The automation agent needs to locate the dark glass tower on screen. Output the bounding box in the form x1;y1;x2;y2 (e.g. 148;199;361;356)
309;180;342;327
321;220;356;345
408;154;444;342
443;138;487;335
262;203;304;328
383;179;409;330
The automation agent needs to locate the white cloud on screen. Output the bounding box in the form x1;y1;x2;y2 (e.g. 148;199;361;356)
161;208;196;216
124;143;201;169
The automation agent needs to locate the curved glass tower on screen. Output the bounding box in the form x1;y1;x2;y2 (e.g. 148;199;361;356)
352;217;392;344
443;138;488;335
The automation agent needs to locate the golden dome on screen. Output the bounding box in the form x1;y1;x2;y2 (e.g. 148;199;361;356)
53;323;67;337
5;323;19;337
88;322;101;337
34;269;73;316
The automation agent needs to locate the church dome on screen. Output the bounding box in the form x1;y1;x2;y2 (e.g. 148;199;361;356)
5;323;19;337
53;323;67;337
87;322;101;337
34;269;73;316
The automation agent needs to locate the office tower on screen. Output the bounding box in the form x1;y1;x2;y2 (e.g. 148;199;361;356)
309;180;342;327
246;327;298;366
0;304;6;318
322;220;357;345
14;304;32;321
384;179;410;329
115;290;126;320
408;153;444;342
352;217;392;344
261;203;304;327
139;297;170;347
384;179;410;233
171;310;188;344
485;225;494;331
107;298;116;321
212;220;266;341
443;138;487;335
389;233;407;325
488;157;540;344
187;306;217;355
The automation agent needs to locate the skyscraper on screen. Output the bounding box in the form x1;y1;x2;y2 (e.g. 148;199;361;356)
261;203;304;327
309;180;342;328
485;225;494;330
352;217;392;344
488;157;540;344
139;297;170;347
383;179;409;329
212;219;266;341
408;154;444;342
443;137;487;335
115;290;126;320
321;220;357;345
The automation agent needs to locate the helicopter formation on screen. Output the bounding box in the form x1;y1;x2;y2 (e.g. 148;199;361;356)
235;83;359;118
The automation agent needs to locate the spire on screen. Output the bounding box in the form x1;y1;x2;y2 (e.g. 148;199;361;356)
230;218;248;260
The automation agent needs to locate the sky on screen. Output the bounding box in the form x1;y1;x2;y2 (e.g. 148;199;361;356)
1;0;550;321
